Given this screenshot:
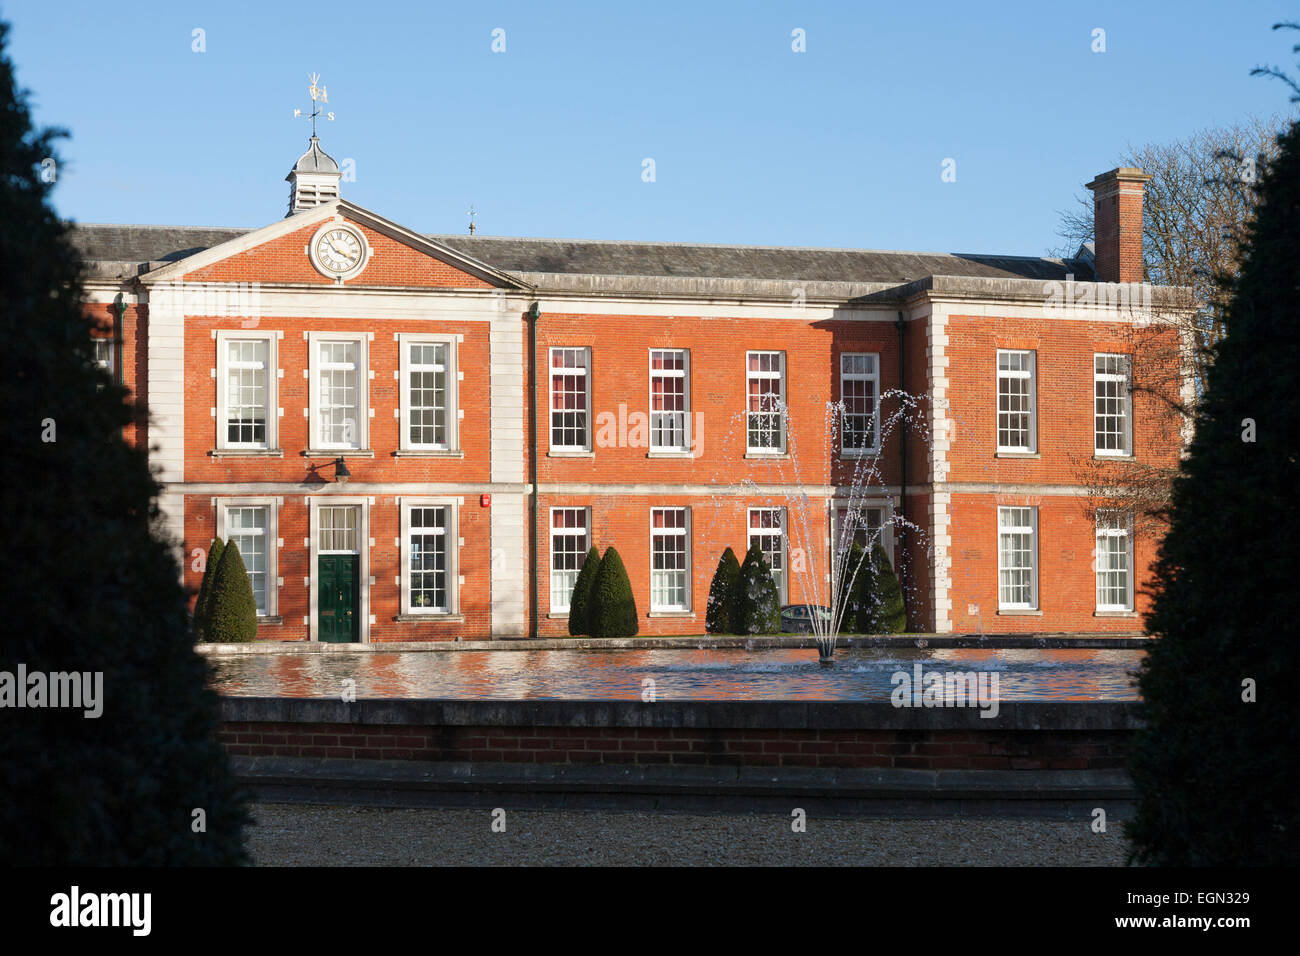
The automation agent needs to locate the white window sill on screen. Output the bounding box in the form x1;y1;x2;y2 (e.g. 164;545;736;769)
302;449;375;458
646;450;694;458
211;448;284;458
255;615;284;625
549;450;594;458
1094;609;1137;618
996;608;1042;616
995;451;1039;459
394;613;465;623
840;449;881;459
648;611;695;618
392;449;465;458
547;612;570;620
745;452;789;460
1093;453;1133;461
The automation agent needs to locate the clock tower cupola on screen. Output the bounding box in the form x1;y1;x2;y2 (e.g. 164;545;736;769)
286;73;342;215
285;135;341;216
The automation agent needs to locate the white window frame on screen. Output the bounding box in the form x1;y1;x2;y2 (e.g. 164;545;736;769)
549;347;592;452
648;349;691;453
839;352;881;456
1094;353;1133;457
650;507;692;612
549;506;591;613
831;499;893;561
307;496;371;643
399;498;460;616
92;337;116;378
308;331;369;452
996;349;1036;453
747;506;788;603
746;350;787;454
317;503;361;554
398;333;459;452
215;496;279;618
1095;510;1135;612
216;330;278;451
997;506;1039;611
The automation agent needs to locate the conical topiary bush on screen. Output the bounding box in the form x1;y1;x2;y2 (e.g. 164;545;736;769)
837;541;870;634
567;545;601;636
587;546;638;638
205;540;259;644
193;537;224;642
866;543;906;633
735;543;780;635
705;547;741;634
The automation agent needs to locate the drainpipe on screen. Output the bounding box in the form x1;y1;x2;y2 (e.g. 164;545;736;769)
528;300;541;639
113;292;127;386
894;311;908;604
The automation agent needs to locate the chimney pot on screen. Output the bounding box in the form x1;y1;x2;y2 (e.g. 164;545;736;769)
1086;167;1151;284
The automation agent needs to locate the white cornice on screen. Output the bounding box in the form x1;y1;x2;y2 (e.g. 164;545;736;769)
537;297;900;321
170;479;1117;498
81;284;137;304
170;481;533;496
136;284;528;321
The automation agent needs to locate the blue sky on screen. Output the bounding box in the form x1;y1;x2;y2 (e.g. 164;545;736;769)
3;0;1295;256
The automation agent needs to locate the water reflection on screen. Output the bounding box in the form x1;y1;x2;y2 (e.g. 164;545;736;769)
207;648;1144;702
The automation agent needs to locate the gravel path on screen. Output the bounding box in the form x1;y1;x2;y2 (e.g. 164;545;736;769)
247;802;1130;866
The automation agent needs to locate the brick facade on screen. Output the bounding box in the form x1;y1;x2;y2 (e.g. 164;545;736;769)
77;164;1187;641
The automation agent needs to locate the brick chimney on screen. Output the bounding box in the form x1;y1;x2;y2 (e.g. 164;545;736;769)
1086;167;1151;284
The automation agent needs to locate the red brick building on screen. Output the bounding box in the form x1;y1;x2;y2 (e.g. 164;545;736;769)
72;146;1187;641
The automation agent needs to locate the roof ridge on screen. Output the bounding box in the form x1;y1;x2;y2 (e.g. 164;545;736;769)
67;222;257;232
68;224;1075;265
432;233;1068;262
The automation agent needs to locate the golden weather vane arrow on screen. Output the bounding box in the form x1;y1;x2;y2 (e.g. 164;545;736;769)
292;72;335;136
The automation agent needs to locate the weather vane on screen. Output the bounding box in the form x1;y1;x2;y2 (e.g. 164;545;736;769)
467;204;478;235
292;72;335;137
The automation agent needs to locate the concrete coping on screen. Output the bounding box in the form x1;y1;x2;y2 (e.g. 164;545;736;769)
512;270;1193;310
219;697;1145;732
197;633;1152;655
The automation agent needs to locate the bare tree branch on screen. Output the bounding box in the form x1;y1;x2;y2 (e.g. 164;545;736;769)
1052;117;1296;545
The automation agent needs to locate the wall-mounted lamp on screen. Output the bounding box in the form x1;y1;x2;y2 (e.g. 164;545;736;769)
332;457;351;485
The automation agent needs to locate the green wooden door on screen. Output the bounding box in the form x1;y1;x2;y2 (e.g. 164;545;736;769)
318;554;358;643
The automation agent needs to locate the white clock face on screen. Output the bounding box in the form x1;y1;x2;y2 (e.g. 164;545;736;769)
314;227;364;275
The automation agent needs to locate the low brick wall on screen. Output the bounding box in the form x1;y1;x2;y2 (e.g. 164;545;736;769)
218;700;1140;772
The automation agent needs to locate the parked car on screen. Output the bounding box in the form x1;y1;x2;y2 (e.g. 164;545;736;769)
779;604;832;633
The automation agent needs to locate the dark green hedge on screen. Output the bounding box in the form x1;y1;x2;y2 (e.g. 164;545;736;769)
567;546;601;636
1128;111;1300;866
0;17;248;863
866;543;907;634
734;543;780;635
705;547;741;634
204;541;258;644
193;537;224;642
587;547;638;637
